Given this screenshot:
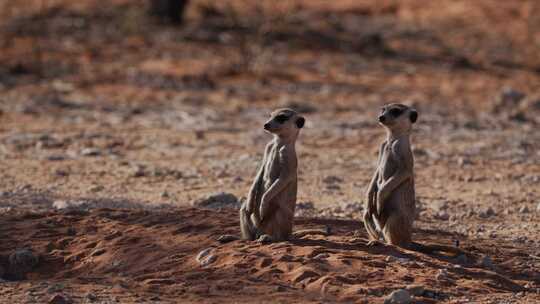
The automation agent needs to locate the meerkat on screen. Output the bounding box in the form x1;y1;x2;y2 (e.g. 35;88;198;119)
364;103;465;255
240;108;305;243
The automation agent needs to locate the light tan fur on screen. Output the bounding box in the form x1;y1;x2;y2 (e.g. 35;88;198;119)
240;108;305;242
364;104;465;255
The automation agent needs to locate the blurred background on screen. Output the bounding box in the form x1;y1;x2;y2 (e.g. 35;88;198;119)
0;0;539;228
1;2;539;302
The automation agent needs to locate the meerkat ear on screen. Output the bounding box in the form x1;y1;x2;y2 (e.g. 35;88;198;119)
296;116;305;128
409;110;418;123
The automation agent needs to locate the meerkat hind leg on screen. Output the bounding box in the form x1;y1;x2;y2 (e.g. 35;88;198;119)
382;214;412;248
239;205;257;241
363;212;383;242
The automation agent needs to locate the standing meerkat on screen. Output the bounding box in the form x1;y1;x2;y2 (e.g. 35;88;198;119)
240;108;305;243
364;103;464;255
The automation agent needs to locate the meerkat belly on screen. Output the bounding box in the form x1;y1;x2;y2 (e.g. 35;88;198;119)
262;146;280;190
377;152;400;187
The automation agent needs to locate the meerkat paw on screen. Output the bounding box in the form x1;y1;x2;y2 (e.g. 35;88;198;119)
256;234;273;244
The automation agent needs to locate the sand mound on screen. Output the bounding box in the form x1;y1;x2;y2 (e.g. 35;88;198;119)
0;207;538;303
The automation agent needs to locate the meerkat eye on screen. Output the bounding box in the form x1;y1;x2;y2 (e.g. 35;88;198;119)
389;108;403;117
275;114;289;124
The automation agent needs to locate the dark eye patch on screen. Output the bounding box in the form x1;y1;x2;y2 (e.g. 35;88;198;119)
389;108;403;117
275;114;289;124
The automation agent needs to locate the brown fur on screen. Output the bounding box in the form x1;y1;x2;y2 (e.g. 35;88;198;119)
364;104;464;255
240;108;305;242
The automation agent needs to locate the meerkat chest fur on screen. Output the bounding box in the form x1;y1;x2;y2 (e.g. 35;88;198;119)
377;137;414;188
263;141;297;189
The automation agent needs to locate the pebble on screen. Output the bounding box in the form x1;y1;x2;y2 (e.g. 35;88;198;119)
80;148;101;157
384;289;411;304
478;207;495;218
196;248;216;266
434;211;450;221
85;292;98;301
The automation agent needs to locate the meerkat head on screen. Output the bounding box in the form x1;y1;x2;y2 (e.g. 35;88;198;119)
263;108;305;138
378;103;418;132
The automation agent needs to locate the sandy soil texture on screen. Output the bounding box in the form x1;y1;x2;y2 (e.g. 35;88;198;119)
0;0;539;303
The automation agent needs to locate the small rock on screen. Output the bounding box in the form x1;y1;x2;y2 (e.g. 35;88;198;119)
384;289;411;304
53;200;87;210
478;207;495;218
196;248;216;266
85;292;98;301
48;294;72;304
193;192;239;209
518;206;530;214
80;148;101;157
160;191;170;198
405;284;425;296
536;202;540;212
131;166;146;177
216;234;238;243
434;211;449;221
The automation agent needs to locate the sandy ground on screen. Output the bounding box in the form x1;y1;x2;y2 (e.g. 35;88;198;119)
0;0;539;303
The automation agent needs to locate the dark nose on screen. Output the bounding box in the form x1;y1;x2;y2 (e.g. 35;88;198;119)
378;115;386;123
264;123;270;130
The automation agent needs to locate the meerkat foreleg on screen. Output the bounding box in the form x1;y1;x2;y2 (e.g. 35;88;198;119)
376;144;413;215
259;150;294;221
259;177;291;221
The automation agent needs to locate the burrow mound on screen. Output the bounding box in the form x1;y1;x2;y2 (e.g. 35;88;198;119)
0;207;537;303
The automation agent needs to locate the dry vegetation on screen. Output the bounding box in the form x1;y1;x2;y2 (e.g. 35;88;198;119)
0;0;539;303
